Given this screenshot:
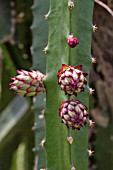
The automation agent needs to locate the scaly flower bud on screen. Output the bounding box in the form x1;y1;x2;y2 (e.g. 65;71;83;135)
10;70;45;97
67;35;79;48
59;99;89;130
57;64;88;96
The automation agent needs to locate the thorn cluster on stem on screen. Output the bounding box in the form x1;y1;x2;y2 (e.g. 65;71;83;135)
68;0;74;10
93;24;98;32
88;149;94;156
92;57;96;64
67;136;73;144
90;88;95;95
39;139;45;147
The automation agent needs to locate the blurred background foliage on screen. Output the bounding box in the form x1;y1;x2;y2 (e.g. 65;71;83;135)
0;0;113;170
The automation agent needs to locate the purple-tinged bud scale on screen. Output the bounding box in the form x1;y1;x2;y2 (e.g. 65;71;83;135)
59;99;89;130
57;64;88;96
67;35;79;48
10;70;45;97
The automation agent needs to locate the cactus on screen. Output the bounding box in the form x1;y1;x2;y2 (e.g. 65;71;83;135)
70;1;94;169
10;0;94;169
44;0;94;169
31;0;49;169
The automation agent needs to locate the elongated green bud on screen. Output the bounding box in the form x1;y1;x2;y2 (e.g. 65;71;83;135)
10;70;45;97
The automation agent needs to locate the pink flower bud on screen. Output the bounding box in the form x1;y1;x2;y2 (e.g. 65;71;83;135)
59;99;88;130
67;35;79;48
57;64;88;96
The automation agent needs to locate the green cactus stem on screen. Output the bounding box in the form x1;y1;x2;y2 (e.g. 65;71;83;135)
31;0;49;169
44;0;71;169
70;0;94;169
44;0;94;170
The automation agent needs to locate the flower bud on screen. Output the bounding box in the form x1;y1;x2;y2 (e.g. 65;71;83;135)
67;35;79;48
57;64;88;96
10;70;45;97
59;99;89;130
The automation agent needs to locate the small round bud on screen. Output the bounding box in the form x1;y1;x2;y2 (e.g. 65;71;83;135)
67;35;79;48
57;64;88;96
59;99;89;130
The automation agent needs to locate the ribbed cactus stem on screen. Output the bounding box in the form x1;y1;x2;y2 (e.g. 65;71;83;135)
31;0;49;169
44;0;71;169
44;0;94;169
70;0;94;170
30;0;94;169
